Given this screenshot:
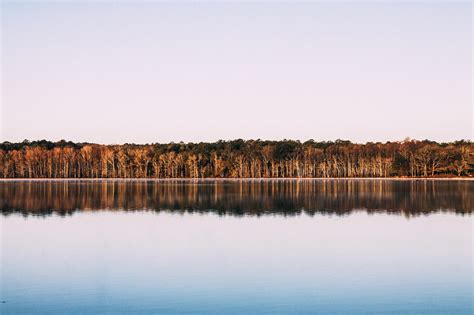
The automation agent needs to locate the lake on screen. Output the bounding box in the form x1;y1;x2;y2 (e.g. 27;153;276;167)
0;179;472;314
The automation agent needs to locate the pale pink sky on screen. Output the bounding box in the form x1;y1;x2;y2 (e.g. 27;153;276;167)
1;2;472;144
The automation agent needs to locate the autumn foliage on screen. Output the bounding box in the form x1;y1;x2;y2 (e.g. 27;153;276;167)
0;139;472;178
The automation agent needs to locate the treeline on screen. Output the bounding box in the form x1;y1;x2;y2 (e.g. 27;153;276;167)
0;139;472;178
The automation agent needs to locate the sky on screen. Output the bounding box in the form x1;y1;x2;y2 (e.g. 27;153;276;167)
1;1;472;144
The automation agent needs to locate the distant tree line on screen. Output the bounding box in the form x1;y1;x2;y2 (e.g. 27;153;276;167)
0;139;472;178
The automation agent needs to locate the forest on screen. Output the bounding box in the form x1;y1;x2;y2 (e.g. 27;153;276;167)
0;139;472;178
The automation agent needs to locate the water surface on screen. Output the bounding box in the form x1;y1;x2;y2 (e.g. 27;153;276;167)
1;180;472;314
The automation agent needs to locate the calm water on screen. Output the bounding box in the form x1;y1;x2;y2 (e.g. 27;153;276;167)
1;179;472;314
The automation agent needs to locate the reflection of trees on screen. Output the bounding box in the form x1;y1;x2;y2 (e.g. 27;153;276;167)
0;180;472;217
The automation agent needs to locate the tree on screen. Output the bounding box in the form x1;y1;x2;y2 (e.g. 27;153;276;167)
0;139;471;178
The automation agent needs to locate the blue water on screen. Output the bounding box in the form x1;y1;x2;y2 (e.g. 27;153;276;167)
0;180;472;314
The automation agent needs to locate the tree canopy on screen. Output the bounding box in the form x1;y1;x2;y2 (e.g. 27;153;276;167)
0;139;472;178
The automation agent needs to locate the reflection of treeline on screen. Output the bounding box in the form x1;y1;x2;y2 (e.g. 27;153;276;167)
1;180;472;217
0;139;472;178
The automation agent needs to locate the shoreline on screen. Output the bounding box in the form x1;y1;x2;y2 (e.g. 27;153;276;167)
0;177;472;181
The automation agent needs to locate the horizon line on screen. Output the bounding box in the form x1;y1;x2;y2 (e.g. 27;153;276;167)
1;138;472;146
